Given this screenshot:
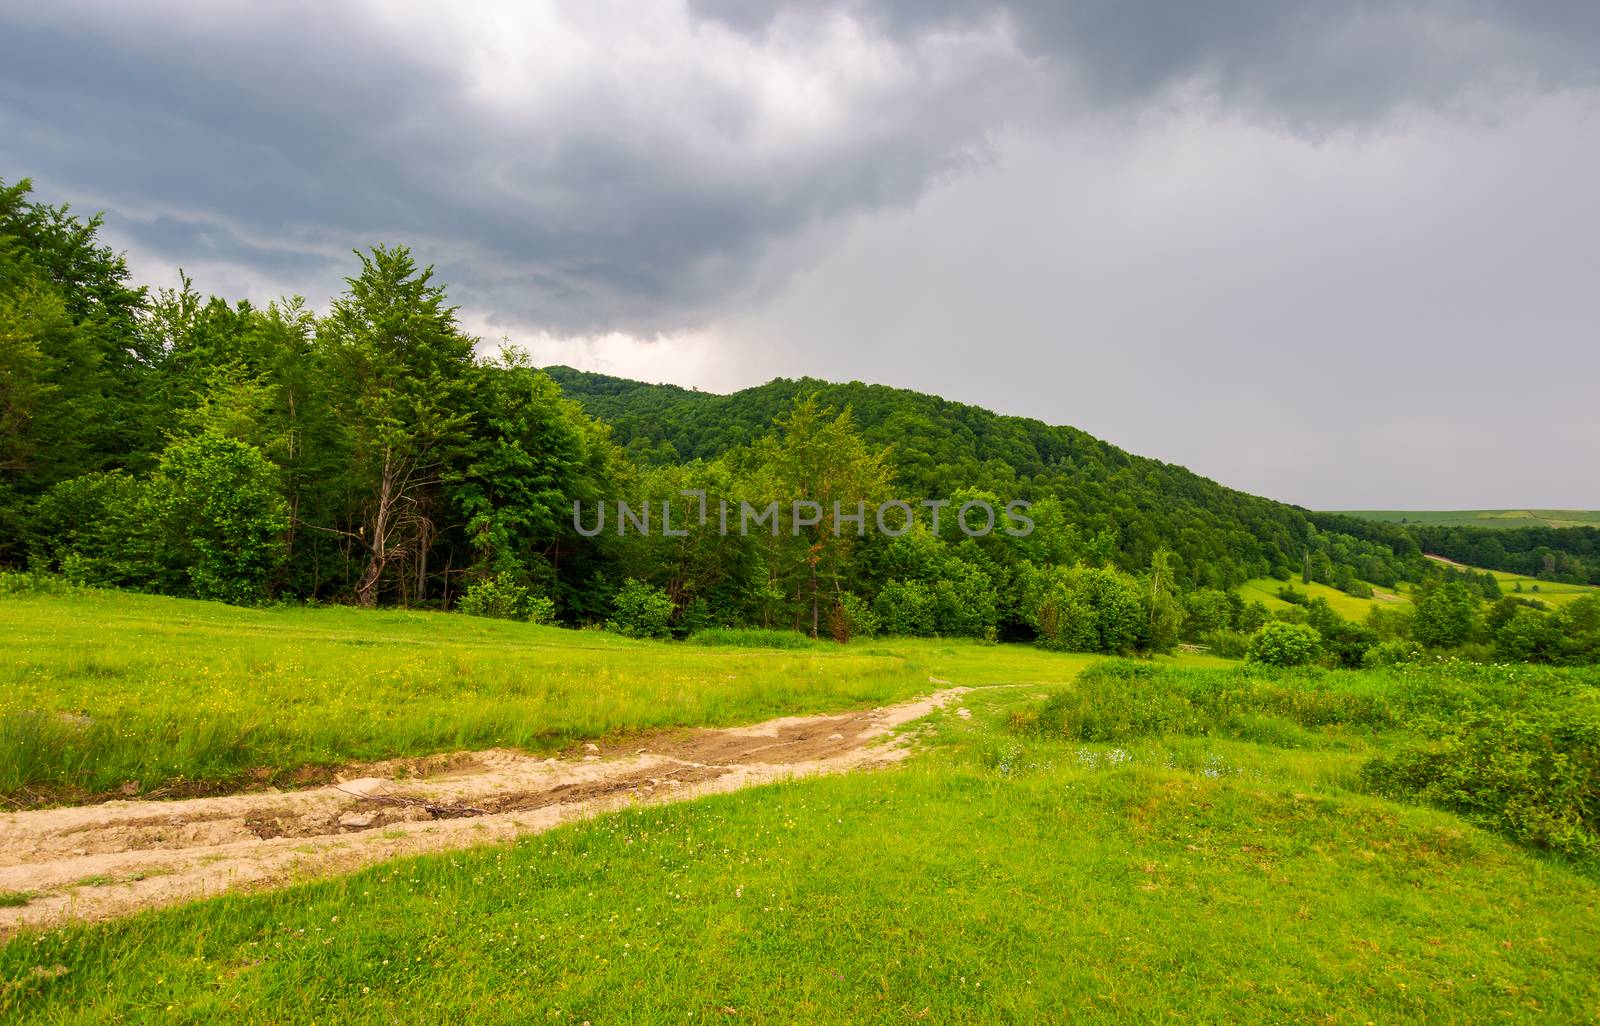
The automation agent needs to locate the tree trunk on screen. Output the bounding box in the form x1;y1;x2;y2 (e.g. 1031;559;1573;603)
356;446;398;608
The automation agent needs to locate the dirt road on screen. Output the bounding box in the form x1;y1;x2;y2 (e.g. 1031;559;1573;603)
1;685;970;932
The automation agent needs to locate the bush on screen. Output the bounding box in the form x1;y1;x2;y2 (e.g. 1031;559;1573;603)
1248;622;1322;667
1026;566;1145;653
607;579;674;639
0;571;77;597
456;574;555;623
673;597;714;638
873;580;937;637
1363;638;1424;667
1361;705;1600;859
1236;601;1271;633
1412;580;1482;648
1198;629;1250;659
138;434;289;604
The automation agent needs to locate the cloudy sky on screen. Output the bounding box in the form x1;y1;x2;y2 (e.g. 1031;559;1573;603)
4;1;1598;508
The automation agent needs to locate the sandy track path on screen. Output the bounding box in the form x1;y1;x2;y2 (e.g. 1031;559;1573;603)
1;685;970;932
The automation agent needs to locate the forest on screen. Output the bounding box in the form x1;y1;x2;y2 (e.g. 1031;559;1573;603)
3;176;1597;666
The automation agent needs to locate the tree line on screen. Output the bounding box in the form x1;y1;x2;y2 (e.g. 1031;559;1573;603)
3;176;1595;664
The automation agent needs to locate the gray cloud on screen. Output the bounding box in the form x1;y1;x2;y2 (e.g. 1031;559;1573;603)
2;2;1030;331
3;1;1598;505
7;1;1594;333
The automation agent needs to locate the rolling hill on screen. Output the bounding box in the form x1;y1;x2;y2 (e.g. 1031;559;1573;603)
544;367;1422;591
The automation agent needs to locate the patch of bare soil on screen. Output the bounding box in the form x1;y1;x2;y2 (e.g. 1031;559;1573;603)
0;685;970;932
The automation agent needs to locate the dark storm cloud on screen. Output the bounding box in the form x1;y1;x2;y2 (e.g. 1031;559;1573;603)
5;1;1593;335
700;1;1600;120
1;2;1025;331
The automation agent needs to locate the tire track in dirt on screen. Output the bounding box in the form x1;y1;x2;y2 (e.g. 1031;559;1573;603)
1;684;972;932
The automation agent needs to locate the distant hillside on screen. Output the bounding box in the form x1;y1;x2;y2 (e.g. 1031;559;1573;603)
1337;510;1600;530
543;367;1422;590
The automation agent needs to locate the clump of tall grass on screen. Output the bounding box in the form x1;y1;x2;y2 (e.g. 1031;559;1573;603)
1009;660;1397;745
0;571;79;598
686;627;829;650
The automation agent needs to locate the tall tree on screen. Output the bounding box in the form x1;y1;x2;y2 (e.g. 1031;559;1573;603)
749;397;892;636
319;246;475;607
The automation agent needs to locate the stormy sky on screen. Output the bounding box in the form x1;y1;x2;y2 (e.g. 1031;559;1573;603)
4;1;1597;508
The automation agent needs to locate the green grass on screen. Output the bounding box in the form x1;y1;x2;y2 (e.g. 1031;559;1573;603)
1422;556;1599;607
1236;576;1408;620
6;665;1599;1023
1336;509;1600;530
0;586;1143;803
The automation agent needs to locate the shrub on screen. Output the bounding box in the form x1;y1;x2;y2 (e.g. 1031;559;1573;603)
1341;579;1375;599
1412;580;1482;648
1363;638;1424;667
0;571;77;597
1236;600;1271;633
931;561;999;638
1495;607;1566;664
873;579;937;637
1198;629;1250;659
456;574;555;623
1026;566;1145;653
1248;622;1322;667
607;579;674;639
823;592;878;643
1361;706;1600;859
673;597;714;638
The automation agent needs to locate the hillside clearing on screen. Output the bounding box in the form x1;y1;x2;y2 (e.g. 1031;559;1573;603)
1236;576;1406;620
1422;555;1600;606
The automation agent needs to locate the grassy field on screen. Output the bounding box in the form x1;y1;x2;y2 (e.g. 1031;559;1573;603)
1336;509;1600;530
1422;555;1600;608
1236;576;1409;620
5;659;1598;1023
0;583;1235;804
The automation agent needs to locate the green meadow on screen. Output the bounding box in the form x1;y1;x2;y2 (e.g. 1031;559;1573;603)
4;635;1599;1023
2;584;1194;804
1235;576;1409;620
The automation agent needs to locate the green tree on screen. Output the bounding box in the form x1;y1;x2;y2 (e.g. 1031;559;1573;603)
1248;622;1322;667
748;397;892;637
319;246;476;607
1143;548;1185;651
1411;581;1482;648
607;578;674;639
136;433;288;603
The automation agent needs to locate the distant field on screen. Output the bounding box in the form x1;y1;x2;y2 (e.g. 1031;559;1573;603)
1422;555;1599;607
1335;509;1600;530
1237;577;1408;620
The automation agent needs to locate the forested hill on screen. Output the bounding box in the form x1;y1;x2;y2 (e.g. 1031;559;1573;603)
544;367;1421;590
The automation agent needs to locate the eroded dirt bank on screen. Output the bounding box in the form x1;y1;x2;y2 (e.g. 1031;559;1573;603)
1;685;969;932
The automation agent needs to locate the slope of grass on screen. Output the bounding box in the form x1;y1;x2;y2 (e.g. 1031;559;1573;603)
1337;509;1600;530
6;666;1598;1024
0;585;1158;803
1422;555;1600;607
1236;576;1407;620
